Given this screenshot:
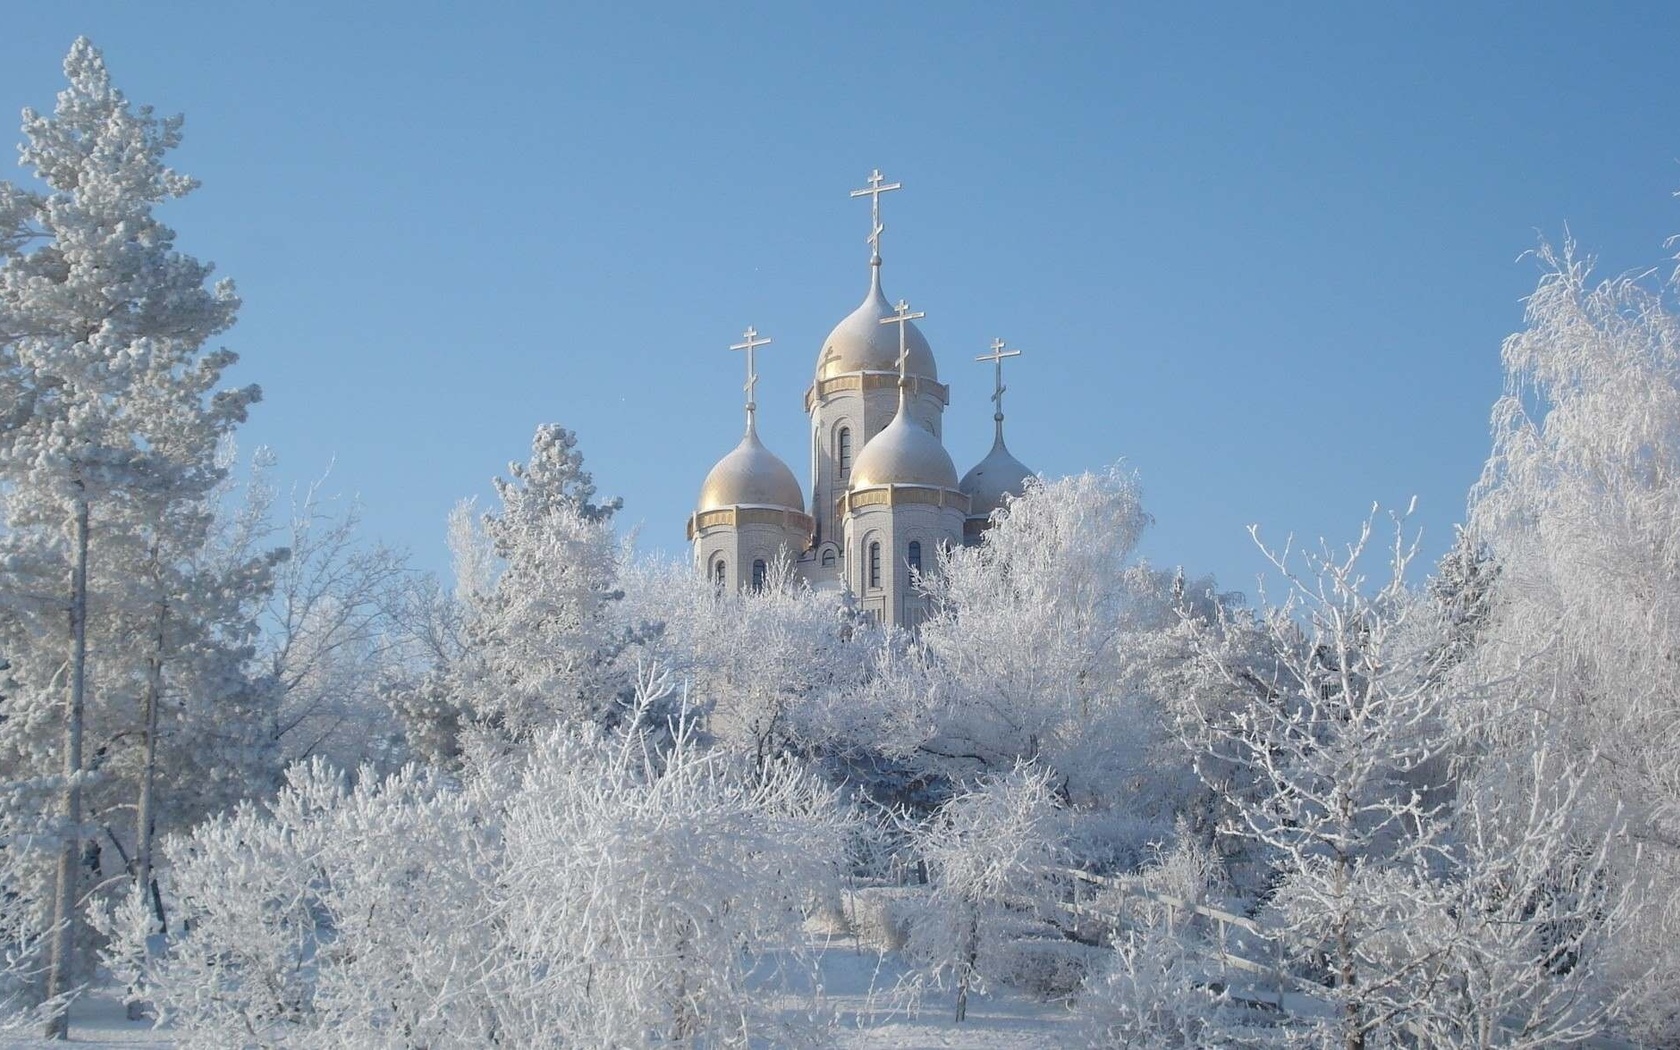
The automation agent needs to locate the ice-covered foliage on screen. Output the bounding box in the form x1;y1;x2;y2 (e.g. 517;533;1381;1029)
1171;516;1634;1047
389;425;653;761
1467;239;1680;1041
111;677;852;1047
0;38;276;1029
619;555;879;769
901;761;1066;1021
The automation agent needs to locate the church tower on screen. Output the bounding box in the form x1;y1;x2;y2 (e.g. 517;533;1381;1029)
689;327;814;592
837;299;969;627
800;171;948;582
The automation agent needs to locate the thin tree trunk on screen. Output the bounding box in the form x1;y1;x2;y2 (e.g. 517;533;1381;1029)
128;546;165;1021
45;496;90;1040
955;906;978;1023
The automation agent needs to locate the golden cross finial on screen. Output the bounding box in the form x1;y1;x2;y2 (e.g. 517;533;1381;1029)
850;168;902;263
729;326;773;428
879;299;926;409
976;338;1023;421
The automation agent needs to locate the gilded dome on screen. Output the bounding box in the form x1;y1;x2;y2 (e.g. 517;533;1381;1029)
850;412;960;491
960;435;1034;520
697;426;805;513
815;266;937;383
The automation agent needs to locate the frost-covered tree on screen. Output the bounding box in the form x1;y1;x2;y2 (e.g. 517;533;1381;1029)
1465;239;1680;1040
218;458;413;773
394;425;645;761
1176;518;1633;1048
903;760;1066;1022
0;40;270;1033
108;675;852;1048
620;555;878;770
840;468;1214;863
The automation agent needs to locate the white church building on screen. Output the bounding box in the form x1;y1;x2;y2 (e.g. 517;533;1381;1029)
687;172;1034;628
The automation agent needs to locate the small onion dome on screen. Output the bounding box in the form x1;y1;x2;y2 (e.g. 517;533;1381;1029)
697;426;804;513
960;435;1034;520
850;414;960;491
816;265;937;383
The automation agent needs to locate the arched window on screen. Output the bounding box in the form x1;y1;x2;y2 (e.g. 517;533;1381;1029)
820;547;836;568
837;427;852;478
751;559;767;592
907;540;922;576
868;541;881;590
712;558;726;591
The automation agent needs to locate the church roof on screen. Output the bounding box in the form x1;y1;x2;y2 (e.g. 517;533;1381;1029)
850;412;960;491
815;264;938;383
696;424;805;513
960;433;1034;520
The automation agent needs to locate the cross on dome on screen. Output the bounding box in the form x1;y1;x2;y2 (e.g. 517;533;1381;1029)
880;299;926;415
977;338;1023;424
849;168;902;264
729;325;773;429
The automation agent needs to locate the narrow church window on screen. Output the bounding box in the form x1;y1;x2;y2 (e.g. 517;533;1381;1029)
751;559;767;592
821;547;836;568
868;541;881;589
713;558;726;591
907;540;922;576
838;427;852;477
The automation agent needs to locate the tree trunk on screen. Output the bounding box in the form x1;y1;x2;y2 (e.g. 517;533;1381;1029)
44;496;90;1040
128;549;165;1021
954;906;978;1023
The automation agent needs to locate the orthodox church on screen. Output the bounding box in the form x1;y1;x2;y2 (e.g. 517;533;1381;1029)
687;171;1035;627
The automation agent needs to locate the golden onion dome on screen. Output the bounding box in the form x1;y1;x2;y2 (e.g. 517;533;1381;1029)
815;265;938;383
696;426;805;513
960;434;1034;520
849;413;960;491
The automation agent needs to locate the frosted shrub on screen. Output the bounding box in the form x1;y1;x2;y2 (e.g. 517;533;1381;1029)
114;682;853;1047
903;761;1066;1021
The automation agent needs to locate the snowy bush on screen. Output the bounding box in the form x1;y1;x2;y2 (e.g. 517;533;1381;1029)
112;681;853;1047
901;761;1066;1021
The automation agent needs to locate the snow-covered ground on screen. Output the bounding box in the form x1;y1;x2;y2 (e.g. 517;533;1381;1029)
0;937;1086;1049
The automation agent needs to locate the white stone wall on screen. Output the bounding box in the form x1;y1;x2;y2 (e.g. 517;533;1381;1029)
694;519;807;593
841;496;964;628
808;378;944;562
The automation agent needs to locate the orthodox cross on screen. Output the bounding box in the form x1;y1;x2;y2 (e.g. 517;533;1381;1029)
850;168;902;262
880;298;926;388
729;326;772;427
976;338;1022;422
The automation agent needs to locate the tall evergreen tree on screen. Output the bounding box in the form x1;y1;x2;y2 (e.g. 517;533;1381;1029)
0;39;272;1035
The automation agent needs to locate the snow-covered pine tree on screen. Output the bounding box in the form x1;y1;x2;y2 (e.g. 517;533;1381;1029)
392;425;647;760
0;39;271;1034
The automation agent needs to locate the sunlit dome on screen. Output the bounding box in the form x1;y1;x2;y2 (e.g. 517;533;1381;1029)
960;436;1034;520
815;266;938;383
696;426;804;513
850;412;959;491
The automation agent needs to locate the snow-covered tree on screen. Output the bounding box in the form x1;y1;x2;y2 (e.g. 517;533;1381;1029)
221;460;414;773
1465;239;1680;1040
393;425;646;762
0;39;271;1033
620;555;878;770
1176;517;1633;1047
903;760;1066;1022
111;674;852;1048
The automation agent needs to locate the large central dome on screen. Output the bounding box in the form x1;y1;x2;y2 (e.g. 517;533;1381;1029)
815;265;937;383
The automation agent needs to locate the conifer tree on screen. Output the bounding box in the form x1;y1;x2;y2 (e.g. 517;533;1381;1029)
0;39;269;1035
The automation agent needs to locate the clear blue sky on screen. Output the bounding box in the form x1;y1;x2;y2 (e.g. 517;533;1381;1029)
7;3;1679;596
